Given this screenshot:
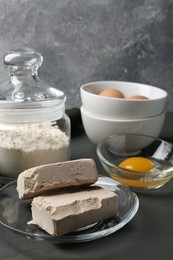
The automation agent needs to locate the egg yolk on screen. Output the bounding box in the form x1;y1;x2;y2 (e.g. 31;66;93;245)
118;157;153;172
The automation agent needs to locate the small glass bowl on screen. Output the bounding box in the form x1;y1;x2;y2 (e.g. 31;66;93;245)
97;134;173;191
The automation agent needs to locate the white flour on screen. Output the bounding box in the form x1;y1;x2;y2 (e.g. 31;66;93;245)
0;123;69;177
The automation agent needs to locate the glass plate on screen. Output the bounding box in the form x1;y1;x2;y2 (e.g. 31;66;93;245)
0;176;139;243
0;175;15;187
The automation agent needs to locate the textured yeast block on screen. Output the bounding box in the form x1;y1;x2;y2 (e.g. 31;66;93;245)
17;159;98;199
30;186;118;236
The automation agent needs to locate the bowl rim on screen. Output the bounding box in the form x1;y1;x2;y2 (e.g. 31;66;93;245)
96;133;173;175
81;106;165;122
80;81;168;101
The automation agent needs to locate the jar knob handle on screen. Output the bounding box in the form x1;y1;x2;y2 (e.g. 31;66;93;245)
3;48;43;70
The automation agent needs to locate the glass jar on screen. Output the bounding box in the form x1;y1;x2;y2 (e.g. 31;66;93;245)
0;48;70;184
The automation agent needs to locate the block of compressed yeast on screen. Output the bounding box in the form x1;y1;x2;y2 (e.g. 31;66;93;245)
29;186;118;236
17;159;98;199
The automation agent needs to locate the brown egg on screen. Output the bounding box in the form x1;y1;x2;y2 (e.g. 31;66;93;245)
99;88;125;98
128;95;149;100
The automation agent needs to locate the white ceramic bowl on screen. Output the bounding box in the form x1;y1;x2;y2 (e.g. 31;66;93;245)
81;106;166;144
80;81;167;119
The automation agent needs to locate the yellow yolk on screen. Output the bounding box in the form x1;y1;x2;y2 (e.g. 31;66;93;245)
118;157;154;172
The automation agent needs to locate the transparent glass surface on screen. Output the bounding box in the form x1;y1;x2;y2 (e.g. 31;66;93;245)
0;116;70;182
0;49;70;183
97;134;173;191
1;48;64;106
0;48;66;122
0;176;139;243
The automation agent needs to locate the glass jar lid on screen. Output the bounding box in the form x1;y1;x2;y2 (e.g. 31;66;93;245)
0;48;65;123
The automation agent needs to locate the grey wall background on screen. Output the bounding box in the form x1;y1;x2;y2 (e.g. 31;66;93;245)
0;0;173;110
